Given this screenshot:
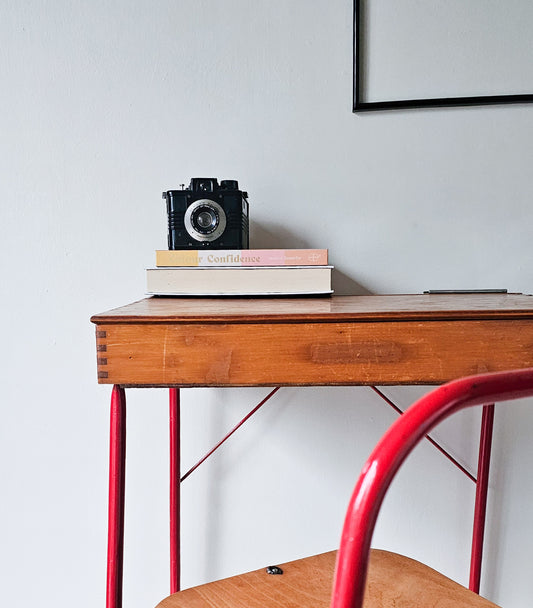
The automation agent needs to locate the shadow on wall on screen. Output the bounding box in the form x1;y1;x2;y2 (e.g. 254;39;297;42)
251;222;372;296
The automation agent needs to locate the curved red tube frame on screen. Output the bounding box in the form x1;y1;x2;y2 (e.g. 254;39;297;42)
331;368;533;608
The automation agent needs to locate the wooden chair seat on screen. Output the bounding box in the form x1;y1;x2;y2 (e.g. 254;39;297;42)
155;549;500;608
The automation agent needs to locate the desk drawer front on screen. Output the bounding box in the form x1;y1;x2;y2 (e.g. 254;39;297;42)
94;320;533;386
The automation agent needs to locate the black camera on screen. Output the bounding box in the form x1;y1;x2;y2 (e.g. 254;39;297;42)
163;178;249;249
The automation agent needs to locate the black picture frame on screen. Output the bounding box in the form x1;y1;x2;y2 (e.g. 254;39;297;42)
353;0;533;112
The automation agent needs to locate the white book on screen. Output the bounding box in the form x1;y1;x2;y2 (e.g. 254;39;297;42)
146;266;333;296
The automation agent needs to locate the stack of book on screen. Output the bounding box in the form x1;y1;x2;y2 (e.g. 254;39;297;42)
146;248;333;296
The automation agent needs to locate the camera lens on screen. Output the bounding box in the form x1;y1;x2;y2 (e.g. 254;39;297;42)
184;199;227;242
193;207;218;233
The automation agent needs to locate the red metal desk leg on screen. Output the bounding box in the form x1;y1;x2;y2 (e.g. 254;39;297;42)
469;403;495;593
169;388;181;593
107;386;127;608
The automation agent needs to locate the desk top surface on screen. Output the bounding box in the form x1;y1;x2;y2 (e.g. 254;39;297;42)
91;293;533;324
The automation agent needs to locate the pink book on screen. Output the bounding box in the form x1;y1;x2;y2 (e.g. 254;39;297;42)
155;248;328;267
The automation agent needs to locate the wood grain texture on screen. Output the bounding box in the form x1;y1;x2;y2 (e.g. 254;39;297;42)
93;319;533;386
91;295;533;386
91;294;533;324
155;549;500;608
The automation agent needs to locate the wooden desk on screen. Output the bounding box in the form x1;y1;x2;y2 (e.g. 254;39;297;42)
91;293;533;608
92;293;533;386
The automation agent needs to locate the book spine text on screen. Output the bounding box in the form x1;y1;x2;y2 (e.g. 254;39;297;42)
155;249;328;267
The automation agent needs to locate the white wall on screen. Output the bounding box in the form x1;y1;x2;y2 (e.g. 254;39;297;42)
2;1;533;607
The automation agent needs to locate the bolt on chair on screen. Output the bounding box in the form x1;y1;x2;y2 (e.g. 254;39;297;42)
156;368;533;608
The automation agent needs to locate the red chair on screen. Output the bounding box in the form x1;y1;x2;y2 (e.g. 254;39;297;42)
157;369;533;608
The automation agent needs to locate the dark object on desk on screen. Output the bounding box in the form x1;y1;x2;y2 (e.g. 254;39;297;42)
163;178;249;250
265;565;283;575
424;289;508;294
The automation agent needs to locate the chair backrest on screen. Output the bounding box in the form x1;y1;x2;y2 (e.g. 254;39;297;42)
330;368;533;608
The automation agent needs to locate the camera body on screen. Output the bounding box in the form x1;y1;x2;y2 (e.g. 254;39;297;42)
163;178;249;250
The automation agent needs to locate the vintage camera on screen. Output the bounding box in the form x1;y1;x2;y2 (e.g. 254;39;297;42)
163;178;249;249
